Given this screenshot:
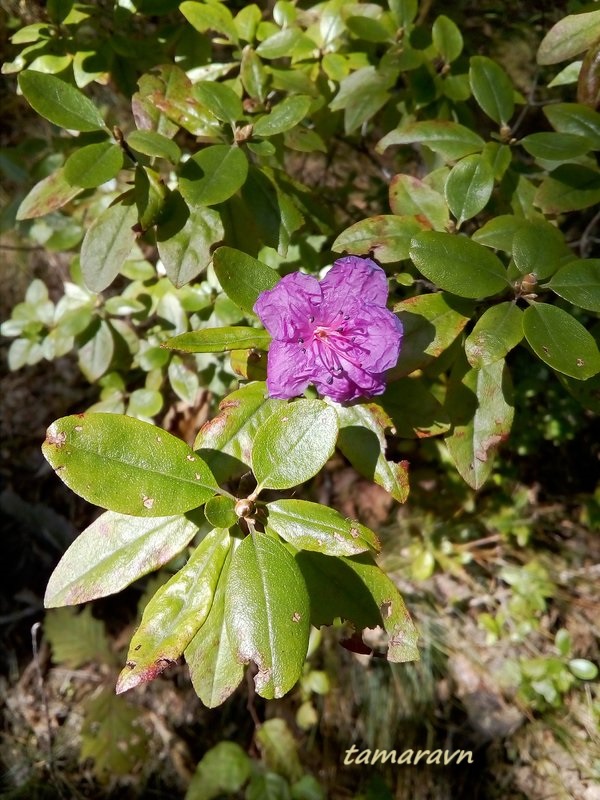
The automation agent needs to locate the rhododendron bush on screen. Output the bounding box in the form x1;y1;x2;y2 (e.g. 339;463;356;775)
2;0;600;708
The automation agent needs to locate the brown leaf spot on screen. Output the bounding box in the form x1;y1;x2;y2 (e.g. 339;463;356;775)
292;611;301;623
74;425;83;432
474;434;505;463
134;644;142;651
194;473;202;480
142;495;155;509
126;661;136;669
186;454;196;461
576;358;584;367
380;600;393;619
542;345;550;354
349;526;359;539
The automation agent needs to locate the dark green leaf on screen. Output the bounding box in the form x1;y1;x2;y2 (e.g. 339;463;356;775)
335;403;409;503
205;495;238;529
469;56;514;126
18;70;106;131
256;719;302;782
546;259;600;312
240;167;304;256
410;231;509;299
521;131;592;161
295;551;419;662
135;166;167;231
212;246;279;314
45;511;200;607
512;218;570;280
64;142;124;189
465;302;524;367
330;66;392;134
78;319;114;382
240;46;268;101
472;215;521;252
378;120;485;161
226;532;310;698
42;413;218;516
523;303;600;379
445;359;514;489
378;379;451;438
116;528;231;693
534;165;600;213
392;292;472;376
80;200;137;292
333;215;427;263
265;499;379;556
179;145;248;207
45;606;113;667
252;400;338;491
543;103;600;149
164;327;271;353
445;154;494;227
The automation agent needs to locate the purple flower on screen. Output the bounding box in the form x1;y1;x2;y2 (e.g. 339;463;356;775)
254;255;403;402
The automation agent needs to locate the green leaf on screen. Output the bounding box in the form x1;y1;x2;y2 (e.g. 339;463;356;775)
511;218;569;280
389;174;449;231
80;689;149;778
465;302;524;368
179;145;248;207
194;382;282;481
378;379;451;438
45;606;114;667
168;355;200;404
388;0;417;27
18;70;106;131
378;120;485;161
254;95;311;137
445;359;514;489
523;303;600;379
45;511;200;607
157;198;224;287
164;327;271;353
472;215;521;252
116;527;231;693
469;56;514;126
256;28;306;59
180;0;239;42
128;388;163;418
332;215;427;263
17;168;82;220
568;658;599;681
78;318;114;382
432;14;463;63
63;142;124;189
212;246;279;314
537;10;600;65
240;167;304;256
80;200;137;292
521;132;592;161
241;46;268;101
185;545;244;708
135;165;167;231
543;103;600;149
235;4;262;42
42;413;218;516
225;532;310;698
330;65;392;134
127;129;181;162
410;231;508;299
185;741;251;799
534;165;600;214
256;719;303;782
205;495;237;529
445;155;494;227
295;551;419;662
252;400;337;491
392;292;472;376
546;259;600;312
265;499;380;556
193;80;243;125
335;403;409;503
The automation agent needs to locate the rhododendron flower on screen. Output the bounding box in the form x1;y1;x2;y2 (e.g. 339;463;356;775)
254;256;403;402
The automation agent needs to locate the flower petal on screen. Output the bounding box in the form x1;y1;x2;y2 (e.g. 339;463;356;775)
254;272;321;341
265;340;313;399
352;305;403;372
321;256;389;311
